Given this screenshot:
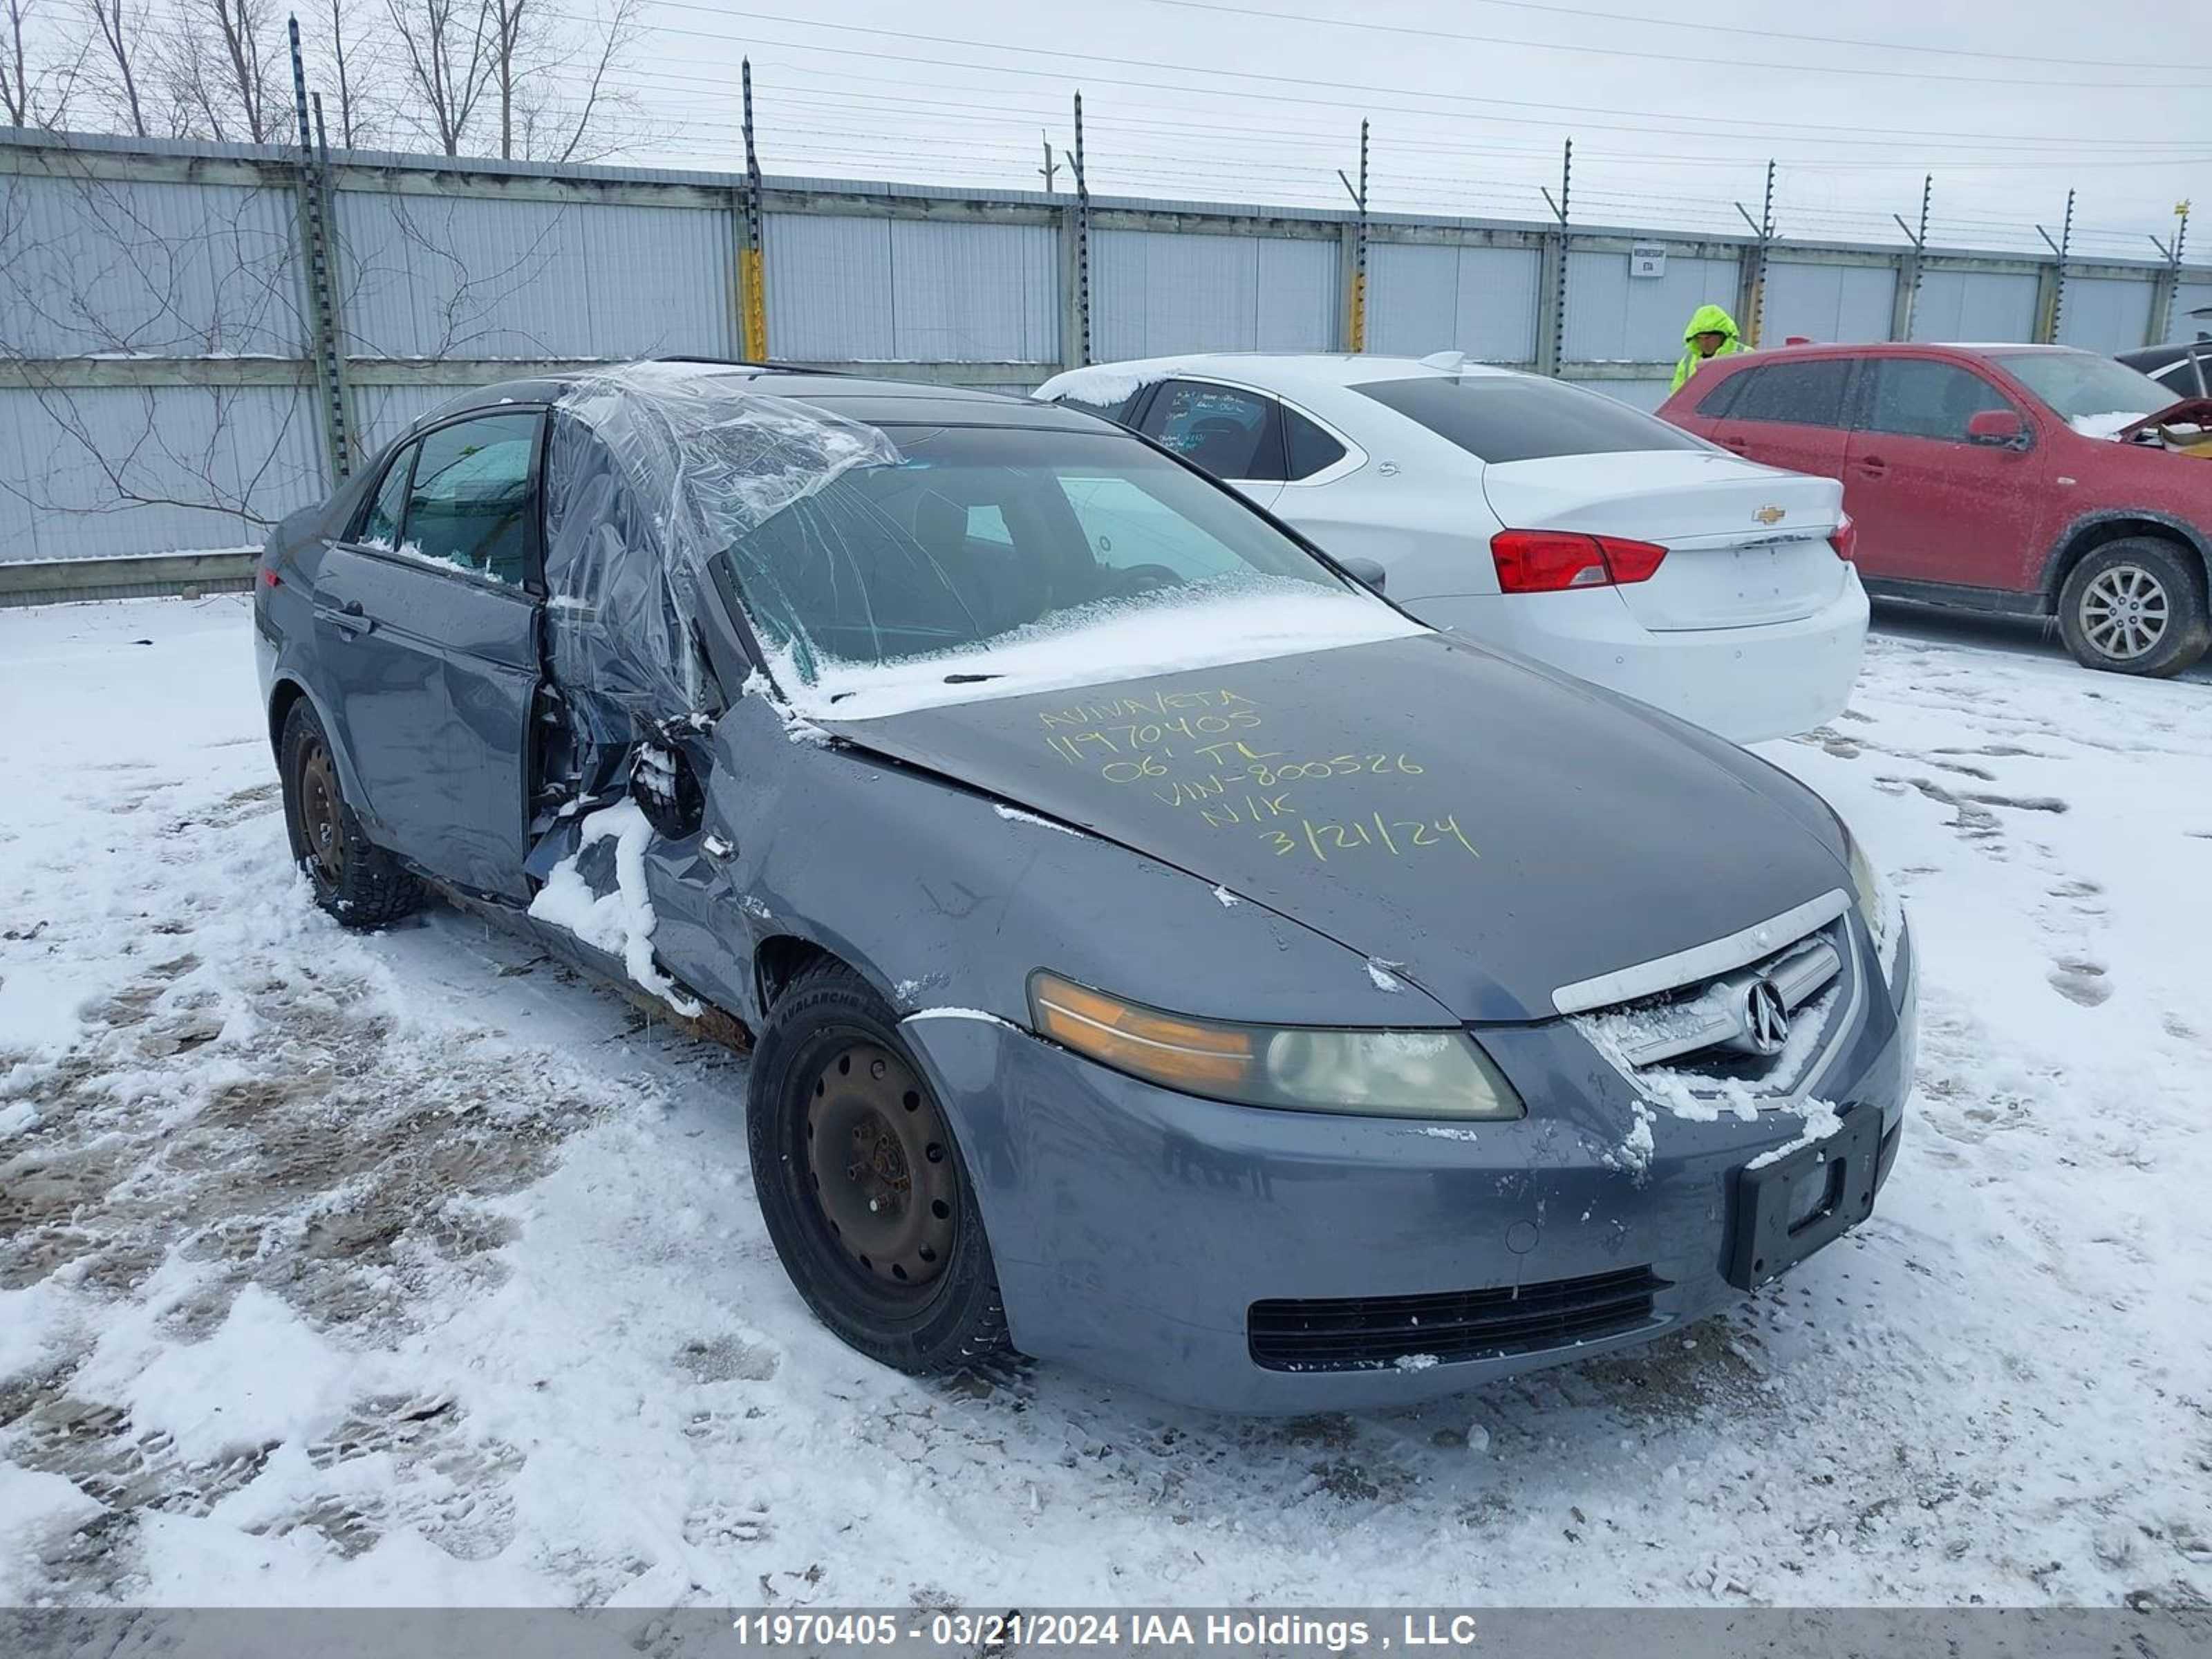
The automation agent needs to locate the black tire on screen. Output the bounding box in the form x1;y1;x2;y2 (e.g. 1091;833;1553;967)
747;959;1012;1374
278;697;425;928
2055;537;2212;678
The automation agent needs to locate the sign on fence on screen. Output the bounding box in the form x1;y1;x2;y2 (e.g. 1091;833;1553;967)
1629;243;1667;279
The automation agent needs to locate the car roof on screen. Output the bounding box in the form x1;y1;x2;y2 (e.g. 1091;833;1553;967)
422;362;1100;433
1682;341;2099;384
1049;352;1528;395
2119;342;2204;370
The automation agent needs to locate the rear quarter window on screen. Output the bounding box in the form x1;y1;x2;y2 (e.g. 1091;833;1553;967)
1355;375;1704;463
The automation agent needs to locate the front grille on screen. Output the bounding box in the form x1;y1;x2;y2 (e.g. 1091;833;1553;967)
1572;915;1855;1098
1248;1266;1667;1373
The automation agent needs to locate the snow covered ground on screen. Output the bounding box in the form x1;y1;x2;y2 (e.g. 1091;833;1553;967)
1;595;2208;1609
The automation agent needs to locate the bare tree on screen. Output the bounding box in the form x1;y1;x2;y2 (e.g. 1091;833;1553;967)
286;0;394;151
80;0;149;135
486;0;518;157
387;0;650;162
33;0;650;160
3;0;86;128
382;0;493;156
319;0;368;146
154;0;281;141
529;0;647;164
194;0;281;141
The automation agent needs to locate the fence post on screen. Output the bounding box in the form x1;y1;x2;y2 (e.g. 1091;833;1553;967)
1337;120;1368;353
1734;160;1775;348
738;59;769;361
2146;202;2189;347
1537;138;1571;377
2034;189;2074;344
1889;174;1930;341
288;17;352;483
1069;91;1091;368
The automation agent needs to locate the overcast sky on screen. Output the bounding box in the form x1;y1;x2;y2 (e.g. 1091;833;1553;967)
586;0;2211;261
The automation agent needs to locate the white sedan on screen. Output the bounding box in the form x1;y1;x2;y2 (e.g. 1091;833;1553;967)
1033;352;1868;744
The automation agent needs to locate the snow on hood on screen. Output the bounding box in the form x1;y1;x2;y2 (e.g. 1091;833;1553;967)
766;579;1428;722
1033;361;1192;408
2068;410;2151;440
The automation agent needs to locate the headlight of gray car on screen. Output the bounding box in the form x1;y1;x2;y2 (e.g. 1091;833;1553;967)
1027;970;1524;1120
1844;827;1905;988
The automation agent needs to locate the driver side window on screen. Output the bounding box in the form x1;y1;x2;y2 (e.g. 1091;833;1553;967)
1860;360;2014;442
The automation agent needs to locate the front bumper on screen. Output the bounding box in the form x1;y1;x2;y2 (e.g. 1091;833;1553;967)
1410;571;1869;745
901;922;1913;1414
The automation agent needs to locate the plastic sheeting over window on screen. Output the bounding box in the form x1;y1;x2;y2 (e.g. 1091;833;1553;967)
541;364;901;751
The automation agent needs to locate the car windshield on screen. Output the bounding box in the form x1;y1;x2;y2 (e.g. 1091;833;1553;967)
714;424;1422;719
1986;350;2175;423
1352;373;1705;463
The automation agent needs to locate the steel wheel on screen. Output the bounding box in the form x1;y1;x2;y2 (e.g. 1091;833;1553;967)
296;735;347;888
2078;563;2170;662
803;1039;957;1290
276;697;424;928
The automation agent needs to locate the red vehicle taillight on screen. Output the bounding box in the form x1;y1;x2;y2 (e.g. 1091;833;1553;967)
1490;529;1669;593
1828;512;1857;562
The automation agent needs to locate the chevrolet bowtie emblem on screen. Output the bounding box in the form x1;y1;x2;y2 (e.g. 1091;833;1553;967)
1754;505;1788;526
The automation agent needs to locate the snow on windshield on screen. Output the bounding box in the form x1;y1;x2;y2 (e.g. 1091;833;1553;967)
2068;411;2150;441
767;577;1426;722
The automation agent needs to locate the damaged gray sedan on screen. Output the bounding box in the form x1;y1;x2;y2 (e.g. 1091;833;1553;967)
254;362;1915;1412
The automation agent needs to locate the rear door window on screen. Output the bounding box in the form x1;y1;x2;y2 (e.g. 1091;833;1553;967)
1137;379;1286;480
1859;360;2014;442
1724;359;1853;427
1354;374;1704;462
401;411;543;583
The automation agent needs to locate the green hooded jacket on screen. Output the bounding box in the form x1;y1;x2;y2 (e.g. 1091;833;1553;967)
1670;303;1745;393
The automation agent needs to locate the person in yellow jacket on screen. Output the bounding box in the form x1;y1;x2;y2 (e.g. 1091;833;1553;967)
1671;303;1745;393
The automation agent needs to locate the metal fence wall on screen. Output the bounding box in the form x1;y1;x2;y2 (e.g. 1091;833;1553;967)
3;128;2206;581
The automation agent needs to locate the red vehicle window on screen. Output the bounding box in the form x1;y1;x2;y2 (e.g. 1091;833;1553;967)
1726;360;1853;429
1859;359;2016;442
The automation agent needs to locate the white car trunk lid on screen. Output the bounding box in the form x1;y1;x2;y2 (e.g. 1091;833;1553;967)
1481;451;1848;632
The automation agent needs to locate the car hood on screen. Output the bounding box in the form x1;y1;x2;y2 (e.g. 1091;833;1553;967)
2119;396;2212;454
818;632;1850;1022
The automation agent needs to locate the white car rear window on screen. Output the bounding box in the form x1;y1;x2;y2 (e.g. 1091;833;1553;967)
1356;375;1705;464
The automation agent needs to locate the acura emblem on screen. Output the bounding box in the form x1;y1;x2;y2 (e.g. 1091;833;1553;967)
1754;505;1788;526
1744;978;1790;1056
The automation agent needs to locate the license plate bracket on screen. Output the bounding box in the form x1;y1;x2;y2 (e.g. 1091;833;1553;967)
1725;1105;1883;1291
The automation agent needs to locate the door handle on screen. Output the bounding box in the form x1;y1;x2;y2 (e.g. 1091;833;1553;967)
1854;454;1887;476
1721;436;1750;451
315;600;373;635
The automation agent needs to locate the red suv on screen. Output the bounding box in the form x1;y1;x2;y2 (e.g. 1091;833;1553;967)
1659;342;2211;677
